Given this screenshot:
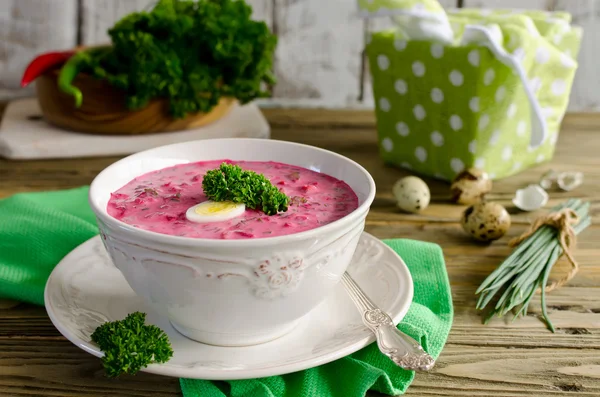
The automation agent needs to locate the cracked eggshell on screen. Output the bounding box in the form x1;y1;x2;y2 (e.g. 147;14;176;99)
450;168;492;205
393;176;430;213
513;184;549;211
461;202;511;242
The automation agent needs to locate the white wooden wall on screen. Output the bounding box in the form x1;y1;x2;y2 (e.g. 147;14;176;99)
1;0;598;111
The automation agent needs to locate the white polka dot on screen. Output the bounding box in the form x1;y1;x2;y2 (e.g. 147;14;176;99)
431;43;444;59
433;172;445;180
450;158;465;174
449;70;464;86
535;46;551;64
468;49;480;66
489;129;501;145
400;162;412;170
379;97;391;112
560;52;576;68
382;137;393;152
431;88;444;103
394;39;407;51
377;54;390;70
513;47;526;63
469;97;480;112
536;154;546;163
450;115;463;131
542;106;554;119
415;147;427;162
412;61;425;77
495;86;506;102
553;33;563;45
550;133;558;145
468;140;477;154
507;103;517;118
517;120;527;136
502;146;513;161
413;105;426;120
529;77;542;93
551;79;567;96
395;79;407;95
484;68;495;86
396;122;409;136
431;131;444;146
475;157;485;169
512;162;522;172
478;114;490;131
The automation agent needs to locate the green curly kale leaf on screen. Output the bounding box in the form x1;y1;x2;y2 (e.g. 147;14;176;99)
202;163;289;215
90;312;173;378
79;0;277;118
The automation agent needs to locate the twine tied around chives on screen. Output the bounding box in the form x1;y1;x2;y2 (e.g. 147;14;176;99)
508;208;580;293
476;199;591;332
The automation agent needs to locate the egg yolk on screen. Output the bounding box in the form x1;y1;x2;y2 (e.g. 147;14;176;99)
195;201;239;215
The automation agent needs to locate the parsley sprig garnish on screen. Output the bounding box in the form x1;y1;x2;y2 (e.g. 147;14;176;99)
90;312;173;377
202;163;289;215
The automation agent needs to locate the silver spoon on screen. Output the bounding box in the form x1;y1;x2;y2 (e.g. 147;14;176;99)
341;272;435;371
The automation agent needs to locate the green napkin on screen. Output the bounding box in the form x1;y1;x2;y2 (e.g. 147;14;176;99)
180;238;453;397
0;187;453;397
0;187;97;304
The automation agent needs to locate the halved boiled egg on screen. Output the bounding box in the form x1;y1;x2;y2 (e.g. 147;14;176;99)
186;201;246;223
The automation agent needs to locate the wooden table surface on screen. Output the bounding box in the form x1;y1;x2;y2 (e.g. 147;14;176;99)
1;104;599;396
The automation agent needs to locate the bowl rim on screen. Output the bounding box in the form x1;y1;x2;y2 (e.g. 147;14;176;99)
89;138;376;247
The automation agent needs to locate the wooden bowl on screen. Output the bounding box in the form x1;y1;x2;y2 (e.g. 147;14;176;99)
35;68;235;135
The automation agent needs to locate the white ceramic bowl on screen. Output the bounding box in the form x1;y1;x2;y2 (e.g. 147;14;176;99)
89;138;376;346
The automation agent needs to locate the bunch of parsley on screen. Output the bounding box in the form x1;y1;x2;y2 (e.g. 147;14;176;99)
80;0;277;118
202;163;289;215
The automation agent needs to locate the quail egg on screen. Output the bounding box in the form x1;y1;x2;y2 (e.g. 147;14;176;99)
393;176;430;213
461;202;511;242
450;168;492;205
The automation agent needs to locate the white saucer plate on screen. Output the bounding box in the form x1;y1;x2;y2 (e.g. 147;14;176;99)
44;232;413;380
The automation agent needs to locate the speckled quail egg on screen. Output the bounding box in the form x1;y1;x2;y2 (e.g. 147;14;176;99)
461;202;511;242
450;168;492;205
392;176;430;213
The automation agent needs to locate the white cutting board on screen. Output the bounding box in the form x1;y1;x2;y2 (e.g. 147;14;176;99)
0;98;270;160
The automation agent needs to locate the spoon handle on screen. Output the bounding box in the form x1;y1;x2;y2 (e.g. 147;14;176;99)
341;272;435;371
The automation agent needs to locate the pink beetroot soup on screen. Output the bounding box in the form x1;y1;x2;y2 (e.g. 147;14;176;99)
107;160;359;239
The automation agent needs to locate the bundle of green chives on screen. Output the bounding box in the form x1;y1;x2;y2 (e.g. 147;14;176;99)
476;199;591;332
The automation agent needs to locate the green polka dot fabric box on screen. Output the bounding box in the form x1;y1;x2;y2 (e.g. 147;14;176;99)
358;0;582;180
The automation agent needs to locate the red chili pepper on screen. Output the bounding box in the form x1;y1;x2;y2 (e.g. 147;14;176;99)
20;50;76;87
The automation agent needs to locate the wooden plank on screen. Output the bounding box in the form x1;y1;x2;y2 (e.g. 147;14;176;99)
410;346;600;396
0;0;77;100
462;0;550;9
271;0;363;107
558;0;600;112
1;328;599;396
1;105;600;396
80;0;155;45
81;0;272;46
2;109;600;225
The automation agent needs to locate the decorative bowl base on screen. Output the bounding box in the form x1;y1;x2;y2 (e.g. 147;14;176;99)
170;318;300;347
